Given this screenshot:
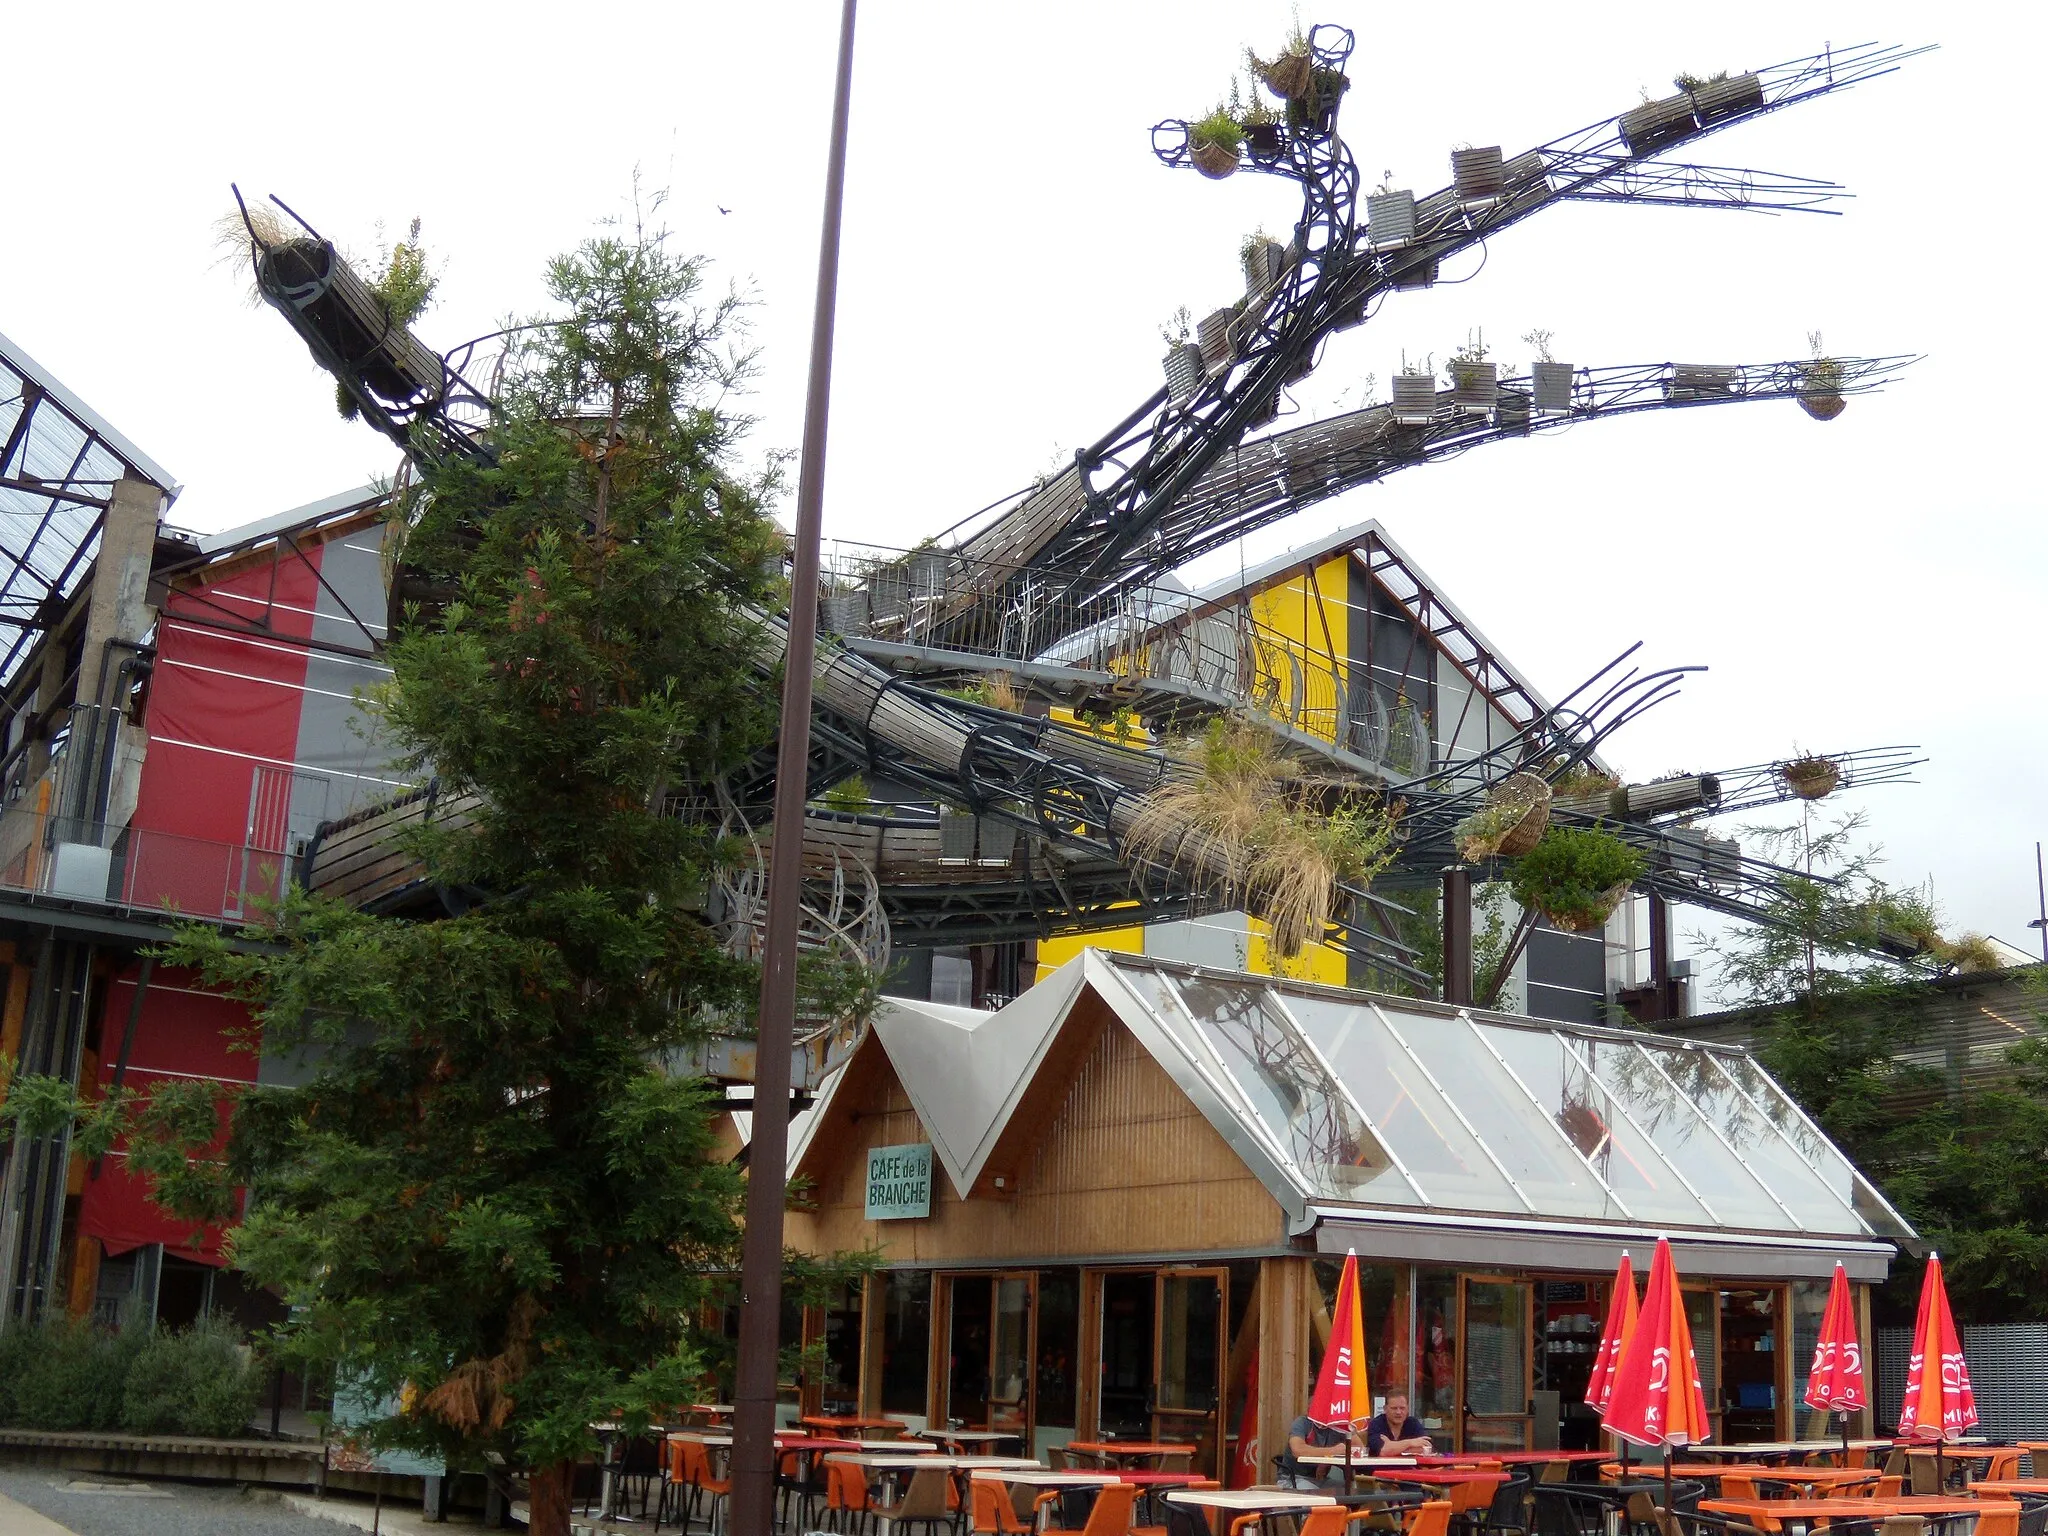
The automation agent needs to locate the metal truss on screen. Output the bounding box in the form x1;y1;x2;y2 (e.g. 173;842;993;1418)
0;332;179;684
934;38;1928;627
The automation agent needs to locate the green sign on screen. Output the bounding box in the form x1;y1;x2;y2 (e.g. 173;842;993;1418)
865;1142;933;1220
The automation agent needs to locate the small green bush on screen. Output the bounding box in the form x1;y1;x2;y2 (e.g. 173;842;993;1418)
122;1317;260;1437
8;1320;142;1431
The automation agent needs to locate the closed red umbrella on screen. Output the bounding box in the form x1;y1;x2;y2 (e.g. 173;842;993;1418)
1585;1251;1639;1416
1603;1237;1710;1500
1805;1261;1865;1407
1897;1252;1976;1445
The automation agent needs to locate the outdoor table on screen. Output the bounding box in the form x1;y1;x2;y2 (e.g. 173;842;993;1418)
1971;1482;2048;1496
1168;1486;1338;1534
1296;1454;1417;1491
919;1428;1026;1451
1748;1470;1887;1493
685;1402;734;1422
1067;1440;1200;1468
1702;1496;1892;1533
805;1413;912;1438
1375;1469;1511;1488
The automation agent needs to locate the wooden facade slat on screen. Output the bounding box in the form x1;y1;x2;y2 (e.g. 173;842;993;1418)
787;1002;1285;1266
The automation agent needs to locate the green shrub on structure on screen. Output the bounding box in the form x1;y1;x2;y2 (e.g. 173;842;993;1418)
122;1318;261;1437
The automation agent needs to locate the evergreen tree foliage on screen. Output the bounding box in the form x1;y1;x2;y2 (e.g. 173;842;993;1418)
113;225;869;1529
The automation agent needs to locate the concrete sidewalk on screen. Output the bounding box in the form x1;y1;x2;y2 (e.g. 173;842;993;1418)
0;1490;78;1536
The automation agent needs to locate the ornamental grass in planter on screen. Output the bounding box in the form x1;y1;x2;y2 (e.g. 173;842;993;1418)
1455;771;1552;863
1798;334;1847;421
1124;717;1399;957
1248;30;1314;101
1507;825;1645;934
1189;108;1245;179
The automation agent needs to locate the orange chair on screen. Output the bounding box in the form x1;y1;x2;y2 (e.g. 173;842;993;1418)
1853;1477;1905;1501
1720;1478;1762;1502
1982;1452;2024;1484
664;1439;731;1535
1405;1501;1455;1536
1973;1507;2020;1536
973;1478;1033;1536
1062;1483;1148;1536
827;1458;875;1536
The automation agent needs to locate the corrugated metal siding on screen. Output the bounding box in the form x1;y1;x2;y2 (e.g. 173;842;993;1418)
1876;1322;2048;1441
1677;972;2045;1107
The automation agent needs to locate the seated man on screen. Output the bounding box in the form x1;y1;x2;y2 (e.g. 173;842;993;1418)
1364;1393;1434;1457
1279;1395;1364;1490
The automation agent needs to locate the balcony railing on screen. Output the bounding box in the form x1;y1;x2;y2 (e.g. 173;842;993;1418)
1;814;291;924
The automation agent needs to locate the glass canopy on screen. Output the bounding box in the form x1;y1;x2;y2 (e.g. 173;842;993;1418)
1107;954;1912;1242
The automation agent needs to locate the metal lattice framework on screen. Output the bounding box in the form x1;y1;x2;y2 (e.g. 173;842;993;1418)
931;38;1928;643
0;332;179;684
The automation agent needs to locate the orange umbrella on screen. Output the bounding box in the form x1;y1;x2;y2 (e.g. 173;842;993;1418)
1897;1252;1977;1443
1310;1248;1370;1427
1603;1237;1711;1453
1585;1251;1639;1416
1805;1261;1866;1415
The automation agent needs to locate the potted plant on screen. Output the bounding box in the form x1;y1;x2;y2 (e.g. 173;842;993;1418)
1507;825;1646;934
1523;328;1573;415
1797;330;1847;421
1237;74;1286;158
1160;306;1204;403
939;805;977;860
1247;27;1314;101
1188;106;1244;179
1444;331;1497;415
1286;68;1349;135
1367;176;1416;248
1618;89;1696;155
1780;754;1841;800
1242;230;1287;297
1680;69;1764;124
1455;771;1552;863
1197;306;1239;376
1451;145;1506;203
1391;362;1437;425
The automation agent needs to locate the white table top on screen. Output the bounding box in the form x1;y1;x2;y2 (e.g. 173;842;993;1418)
825;1452;1043;1470
918;1429;1022;1443
1167;1490;1336;1511
671;1433;926;1451
972;1470;1122;1487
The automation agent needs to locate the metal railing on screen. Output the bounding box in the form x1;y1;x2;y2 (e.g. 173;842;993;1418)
3;813;290;923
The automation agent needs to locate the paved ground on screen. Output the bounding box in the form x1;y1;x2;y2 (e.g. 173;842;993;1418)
0;1471;473;1536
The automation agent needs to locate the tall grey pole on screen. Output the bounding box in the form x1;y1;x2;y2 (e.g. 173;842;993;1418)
729;5;858;1536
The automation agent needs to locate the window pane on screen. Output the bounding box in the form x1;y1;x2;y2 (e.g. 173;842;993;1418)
822;1281;862;1413
1396;1016;1615;1219
1414;1269;1459;1437
1037;1269;1081;1430
1157;973;1412;1204
1714;1053;1906;1238
1291;996;1519;1212
1481;1024;1715;1227
1657;1047;1863;1232
879;1270;932;1416
1582;1039;1789;1229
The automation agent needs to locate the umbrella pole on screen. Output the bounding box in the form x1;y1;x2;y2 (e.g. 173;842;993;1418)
1663;1444;1672;1509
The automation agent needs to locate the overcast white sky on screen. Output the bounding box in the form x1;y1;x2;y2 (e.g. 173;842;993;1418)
10;3;2045;976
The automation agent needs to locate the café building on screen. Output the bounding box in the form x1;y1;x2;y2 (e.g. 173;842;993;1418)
782;950;1909;1479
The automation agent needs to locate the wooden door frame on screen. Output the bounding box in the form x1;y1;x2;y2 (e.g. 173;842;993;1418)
1456;1272;1534;1453
1084;1265;1163;1443
1152;1266;1229;1475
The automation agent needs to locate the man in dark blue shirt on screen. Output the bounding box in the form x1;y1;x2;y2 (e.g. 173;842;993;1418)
1280;1396;1363;1489
1364;1392;1434;1457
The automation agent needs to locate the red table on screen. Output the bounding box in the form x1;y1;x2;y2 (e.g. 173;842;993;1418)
1065;1442;1200;1468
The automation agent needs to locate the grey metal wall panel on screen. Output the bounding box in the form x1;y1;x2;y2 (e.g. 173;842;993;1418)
1876;1322;2048;1441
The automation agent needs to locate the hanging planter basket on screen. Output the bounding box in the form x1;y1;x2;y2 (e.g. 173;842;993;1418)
1618;93;1696;155
1244;122;1286;159
1190;139;1241;179
1244;238;1287;297
1455;771;1552;863
1798;394;1847;421
1532;361;1574;414
1688;72;1763;124
1197;308;1239;376
1781;756;1841;800
1258;50;1314;101
1798;358;1847;422
1545;883;1632;934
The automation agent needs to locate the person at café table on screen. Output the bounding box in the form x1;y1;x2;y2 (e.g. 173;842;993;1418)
1280;1395;1365;1490
1364;1394;1434;1458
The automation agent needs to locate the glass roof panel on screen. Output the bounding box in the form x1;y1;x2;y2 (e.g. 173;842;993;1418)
1479;1023;1717;1227
1709;1052;1903;1238
1390;1012;1618;1220
1148;970;1415;1206
1578;1036;1792;1229
1289;994;1523;1213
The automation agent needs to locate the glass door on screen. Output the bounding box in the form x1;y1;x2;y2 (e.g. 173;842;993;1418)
1155;1269;1227;1476
943;1272;1037;1439
1459;1275;1533;1452
1683;1288;1722;1445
